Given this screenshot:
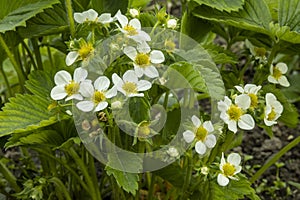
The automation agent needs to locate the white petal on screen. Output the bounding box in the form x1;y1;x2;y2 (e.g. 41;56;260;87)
115;10;128;28
134;65;144;77
137;41;151;53
112;73;123;87
144;66;159;78
217;174;229;186
74;67;88;82
54;70;71;85
264;118;277;126
227;120;237;133
98;13;113;24
268;75;278;84
220;152;226;167
224;96;232;106
227;153;241;166
150;50;165;64
76;101;94;112
238;114;255;130
234;166;242;174
95;102;108;112
79;82;94;97
123;70;138;83
51;86;67;100
269;64;274;74
129;18;141;30
235;94;250;110
203;121;214;132
191;115;201;127
85;9;98;21
105;86;117;98
74;13;85;23
66;94;83;101
94;76;110;91
218;101;229;113
266;93;277;104
195;141;206;155
128;93;144;97
66;51;79;66
234;85;244;93
278;76;290;87
124;46;137;61
204;134;216;148
130;31;151;42
276;62;288;74
183;130;195;143
137;80;151;91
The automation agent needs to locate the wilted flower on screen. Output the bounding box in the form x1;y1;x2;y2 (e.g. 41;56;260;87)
50;68;89;101
76;76;117;112
218;95;255;133
235;84;262;108
114;10;151;43
268;62;290;87
74;9;114;25
183;115;216;155
264;93;283;126
124;43;165;78
217;152;242;186
112;70;152;97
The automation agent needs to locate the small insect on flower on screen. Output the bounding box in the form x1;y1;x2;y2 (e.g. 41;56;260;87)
264;93;283;126
112;70;152;97
50;67;90;101
218;95;255;133
217;152;242;186
183;115;216;155
235;84;262;108
76;76;117;112
268;62;290;87
74;9;114;25
124;42;165;78
114;10;150;43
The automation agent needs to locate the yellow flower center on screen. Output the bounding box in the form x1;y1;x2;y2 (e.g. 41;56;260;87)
65;80;80;96
227;105;243;121
273;67;282;80
122;82;137;94
124;25;138;36
267;107;277;121
222;163;236;177
135;53;150;67
195;125;208;141
78;43;94;59
165;40;176;53
138;123;151;137
93;91;106;104
248;93;258;108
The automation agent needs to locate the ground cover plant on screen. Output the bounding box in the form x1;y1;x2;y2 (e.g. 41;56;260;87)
0;0;299;199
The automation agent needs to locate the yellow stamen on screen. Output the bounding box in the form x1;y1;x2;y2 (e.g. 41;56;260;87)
227;105;243;121
267;108;277;121
78;43;94;60
272;67;282;80
164;40;176;53
65;80;80;96
222;163;236;177
248;93;258;108
122;82;137;94
195;125;208;141
135;53;150;67
93;91;106;104
124;25;138;36
138;122;151;137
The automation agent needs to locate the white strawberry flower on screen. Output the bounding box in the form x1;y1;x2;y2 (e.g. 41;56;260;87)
65;39;94;66
183;115;216;155
112;70;152;97
264;93;283;126
124;43;165;78
218;95;255;133
50;68;90;101
76;76;117;112
74;9;114;24
268;62;290;87
217;152;242;186
114;10;151;43
235;84;262;108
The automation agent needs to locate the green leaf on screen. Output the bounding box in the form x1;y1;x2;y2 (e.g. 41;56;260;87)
203;44;238;64
0;0;61;33
282;74;300;103
153;163;185;188
91;0;128;15
129;97;151;123
278;0;300;31
105;152;141;195
0;94;57;137
129;0;151;8
270;22;300;44
193;0;245;12
17;4;69;38
264;0;279;21
192;0;272;35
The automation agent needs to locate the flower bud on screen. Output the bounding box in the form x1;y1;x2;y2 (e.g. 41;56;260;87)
167;19;177;29
129;8;139;18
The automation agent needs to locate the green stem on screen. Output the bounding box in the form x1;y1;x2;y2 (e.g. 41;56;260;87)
147;174;155;200
0;160;21;192
65;0;76;38
88;152;102;200
181;151;193;198
49;177;72;200
250;135;300;184
21;41;38;70
267;43;279;67
0;34;25;91
31;38;43;70
0;64;13;97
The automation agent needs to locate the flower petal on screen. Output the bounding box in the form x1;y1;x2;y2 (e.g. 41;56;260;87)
76;101;94;112
264;118;277;126
123;70;138;83
227;120;237;133
95;102;108;112
238;114;255;130
85;9;98;21
130;31;151;42
112;73;123;87
74;13;85;23
105;86;117;98
191;115;201;127
51;86;67;100
124;46;137;61
66;94;83;101
98;13;113;24
74;67;88;82
134;65;144;77
204;134;216;148
129;18;141;30
150;50;165;64
137;80;151;91
276;62;288;74
79;81;94;97
144;66;159;78
217;174;229;186
54;70;71;85
278;76;290;87
94;76;110;91
137;41;151;53
183;130;195;143
227;153;241;166
268;75;278;84
234;85;244;93
203;121;214;132
234;166;242;174
115;10;128;28
235;94;250;110
195;141;206;155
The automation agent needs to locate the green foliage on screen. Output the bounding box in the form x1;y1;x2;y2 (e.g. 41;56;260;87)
0;0;60;33
91;0;128;15
193;0;245;12
153;163;185;188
